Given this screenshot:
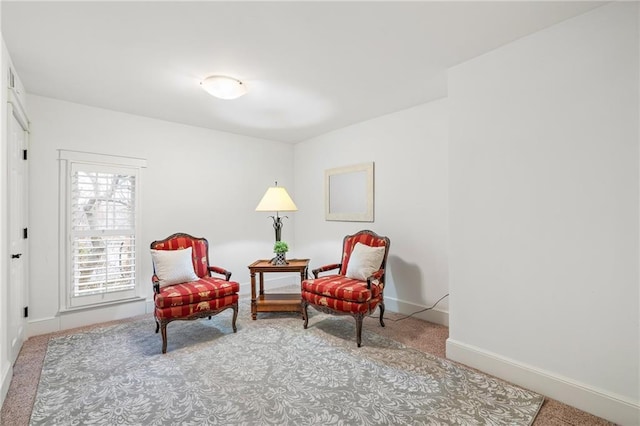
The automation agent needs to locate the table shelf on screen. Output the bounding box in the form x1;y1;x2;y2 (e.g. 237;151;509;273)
248;259;309;320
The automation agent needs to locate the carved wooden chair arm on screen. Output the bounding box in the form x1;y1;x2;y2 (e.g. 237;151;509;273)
312;263;342;278
366;269;385;289
209;266;232;281
152;275;160;294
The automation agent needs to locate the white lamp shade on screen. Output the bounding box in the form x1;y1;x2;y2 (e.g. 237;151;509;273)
255;186;298;212
200;76;247;100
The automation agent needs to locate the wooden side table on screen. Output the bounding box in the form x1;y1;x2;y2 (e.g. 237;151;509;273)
248;259;309;320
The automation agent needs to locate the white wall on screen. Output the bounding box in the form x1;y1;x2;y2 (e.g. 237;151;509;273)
26;95;296;335
446;3;639;424
0;35;8;410
294;100;449;325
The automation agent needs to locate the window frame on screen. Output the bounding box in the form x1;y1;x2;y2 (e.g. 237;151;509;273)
58;150;146;310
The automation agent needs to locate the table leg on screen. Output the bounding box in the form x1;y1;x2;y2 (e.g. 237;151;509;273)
250;271;257;320
259;272;264;296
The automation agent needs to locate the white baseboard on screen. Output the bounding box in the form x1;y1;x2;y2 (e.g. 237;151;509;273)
145;299;154;314
0;364;12;412
446;339;640;426
384;297;449;326
27;316;61;337
27;299;147;337
235;283;449;326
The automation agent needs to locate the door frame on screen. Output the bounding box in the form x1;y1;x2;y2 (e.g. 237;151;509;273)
7;85;29;363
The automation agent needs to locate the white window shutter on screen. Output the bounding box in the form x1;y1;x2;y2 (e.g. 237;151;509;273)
70;167;138;298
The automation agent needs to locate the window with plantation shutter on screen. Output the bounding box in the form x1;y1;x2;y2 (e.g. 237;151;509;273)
59;151;146;309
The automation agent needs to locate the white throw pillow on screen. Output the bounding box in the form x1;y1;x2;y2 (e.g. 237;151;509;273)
345;242;385;281
150;247;199;287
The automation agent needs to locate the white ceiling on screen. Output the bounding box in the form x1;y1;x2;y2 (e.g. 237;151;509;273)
2;1;603;143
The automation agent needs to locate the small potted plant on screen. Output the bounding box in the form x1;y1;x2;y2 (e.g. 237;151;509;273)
273;241;289;265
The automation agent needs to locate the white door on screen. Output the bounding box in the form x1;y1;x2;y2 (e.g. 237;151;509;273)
8;102;28;363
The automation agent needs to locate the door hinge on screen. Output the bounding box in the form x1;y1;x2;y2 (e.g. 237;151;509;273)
23;306;28;318
23;228;28;239
23;149;27;160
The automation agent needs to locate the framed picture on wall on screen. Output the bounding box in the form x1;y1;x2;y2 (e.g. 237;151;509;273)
325;162;374;222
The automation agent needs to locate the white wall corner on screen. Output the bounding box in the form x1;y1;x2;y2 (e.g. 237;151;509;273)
637;3;640;419
385;297;449;327
446;339;640;426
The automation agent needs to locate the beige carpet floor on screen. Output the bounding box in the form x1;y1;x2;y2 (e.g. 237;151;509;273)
1;298;613;426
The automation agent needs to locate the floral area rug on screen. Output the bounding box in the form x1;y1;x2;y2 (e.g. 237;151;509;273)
30;304;543;425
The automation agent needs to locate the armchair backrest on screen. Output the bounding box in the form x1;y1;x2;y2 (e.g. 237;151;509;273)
339;230;390;277
150;233;210;278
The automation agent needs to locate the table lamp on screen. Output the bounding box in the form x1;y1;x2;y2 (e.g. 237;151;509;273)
255;181;298;242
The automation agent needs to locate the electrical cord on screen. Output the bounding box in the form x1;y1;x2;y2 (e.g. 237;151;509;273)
371;293;449;322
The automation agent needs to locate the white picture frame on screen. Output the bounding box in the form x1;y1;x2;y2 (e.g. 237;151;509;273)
325;162;374;222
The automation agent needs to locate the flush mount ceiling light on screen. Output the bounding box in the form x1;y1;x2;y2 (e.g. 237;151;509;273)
200;75;247;100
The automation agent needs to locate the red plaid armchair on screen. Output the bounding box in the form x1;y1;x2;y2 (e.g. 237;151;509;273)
150;233;239;353
302;230;390;347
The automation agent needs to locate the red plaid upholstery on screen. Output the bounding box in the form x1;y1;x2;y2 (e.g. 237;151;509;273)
301;230;390;347
155;294;239;320
302;275;381;303
150;233;239;353
339;233;389;276
151;235;209;278
155;277;240;309
302;290;381;314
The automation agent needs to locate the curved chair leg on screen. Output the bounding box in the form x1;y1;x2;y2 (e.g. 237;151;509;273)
161;322;168;354
302;300;309;329
155;317;160;334
231;303;238;333
355;314;364;347
379;302;385;327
